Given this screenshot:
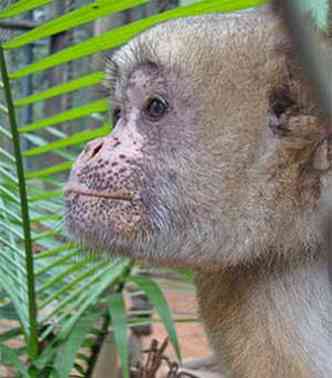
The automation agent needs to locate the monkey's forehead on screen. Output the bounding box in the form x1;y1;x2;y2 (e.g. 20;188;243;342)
107;6;288;95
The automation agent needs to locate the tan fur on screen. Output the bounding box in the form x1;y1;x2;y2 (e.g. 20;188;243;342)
65;6;332;377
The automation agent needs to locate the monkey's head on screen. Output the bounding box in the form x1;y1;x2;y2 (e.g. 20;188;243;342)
65;8;329;269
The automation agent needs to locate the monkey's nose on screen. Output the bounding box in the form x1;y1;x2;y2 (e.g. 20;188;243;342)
84;138;104;161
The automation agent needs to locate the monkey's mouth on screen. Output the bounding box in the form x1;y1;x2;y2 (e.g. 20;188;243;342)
64;182;148;251
64;184;136;202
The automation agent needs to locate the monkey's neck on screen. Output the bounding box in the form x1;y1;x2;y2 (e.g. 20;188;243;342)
195;257;331;378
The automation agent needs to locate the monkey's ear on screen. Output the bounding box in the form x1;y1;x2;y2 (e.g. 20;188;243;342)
267;82;332;173
269;103;332;175
269;112;331;174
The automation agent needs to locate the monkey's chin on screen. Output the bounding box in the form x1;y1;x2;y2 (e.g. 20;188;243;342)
65;217;229;270
65;200;228;269
66;213;179;266
64;210;147;258
63;189;151;254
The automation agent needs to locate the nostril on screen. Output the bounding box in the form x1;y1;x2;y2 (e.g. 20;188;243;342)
91;143;103;159
85;140;104;160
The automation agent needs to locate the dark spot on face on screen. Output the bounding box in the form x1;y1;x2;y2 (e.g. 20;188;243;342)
168;170;177;183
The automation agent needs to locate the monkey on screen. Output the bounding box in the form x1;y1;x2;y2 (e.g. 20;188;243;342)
64;5;332;378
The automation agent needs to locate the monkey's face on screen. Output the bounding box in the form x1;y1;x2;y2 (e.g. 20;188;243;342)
65;14;269;268
64;60;206;265
65;12;324;268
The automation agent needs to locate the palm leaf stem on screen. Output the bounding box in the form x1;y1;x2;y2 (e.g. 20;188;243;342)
0;44;39;372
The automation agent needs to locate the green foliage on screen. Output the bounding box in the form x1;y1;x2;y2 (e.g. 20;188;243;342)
109;292;129;378
14;72;104;107
0;0;268;377
294;0;330;32
0;344;29;377
0;0;51;19
129;275;182;360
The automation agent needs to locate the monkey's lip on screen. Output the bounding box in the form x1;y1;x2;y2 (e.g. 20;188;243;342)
64;184;135;202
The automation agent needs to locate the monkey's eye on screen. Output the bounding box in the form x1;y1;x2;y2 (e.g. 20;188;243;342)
112;108;121;126
144;95;168;120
